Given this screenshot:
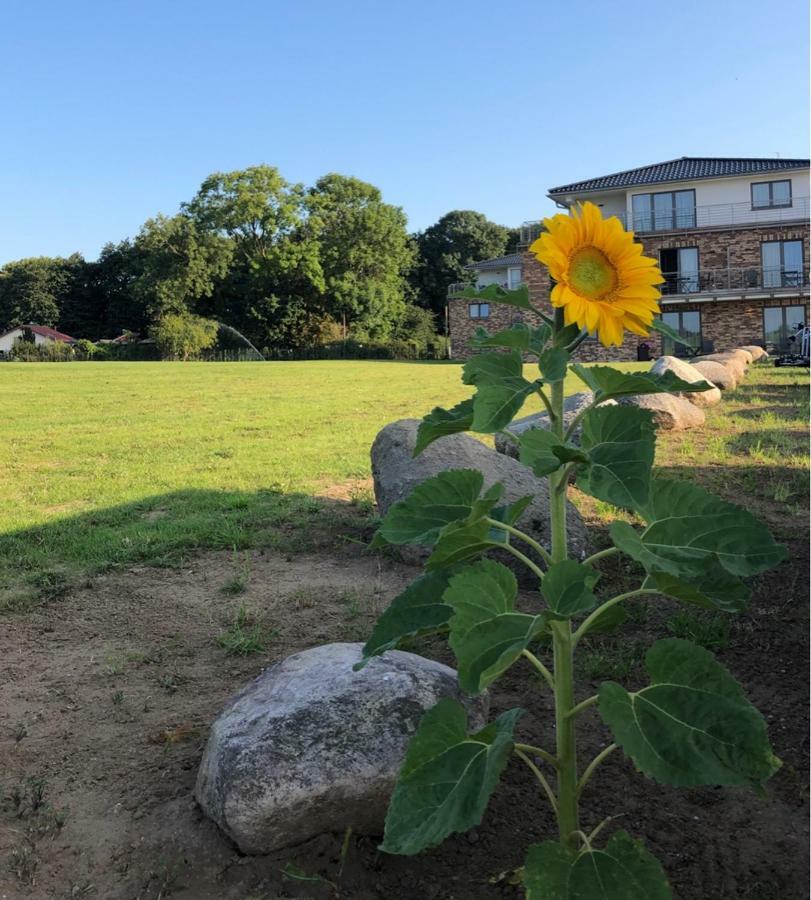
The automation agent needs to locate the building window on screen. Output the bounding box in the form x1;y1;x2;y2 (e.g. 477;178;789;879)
468;303;490;319
751;180;792;210
660;310;702;356
632;189;695;231
761;240;804;288
763;305;806;353
507;267;522;290
659;247;699;294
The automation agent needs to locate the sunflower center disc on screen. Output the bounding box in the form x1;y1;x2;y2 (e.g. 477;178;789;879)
568;246;618;300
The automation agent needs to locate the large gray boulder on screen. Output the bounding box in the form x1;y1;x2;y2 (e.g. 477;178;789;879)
619;393;706;430
692;359;739;390
740;345;769;362
649;356;721;408
693;353;747;382
372;419;591;571
493;392;617;459
196;643;487;854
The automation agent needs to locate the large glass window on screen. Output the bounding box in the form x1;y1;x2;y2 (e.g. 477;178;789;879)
661;310;702;356
507;267;522;290
468;303;490;319
751;180;792;210
659;247;699;294
763;305;806;353
761;240;804;288
632;190;696;231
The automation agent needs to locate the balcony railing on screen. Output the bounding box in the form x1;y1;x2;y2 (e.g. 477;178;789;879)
660;265;810;298
520;196;809;238
448;281;475;297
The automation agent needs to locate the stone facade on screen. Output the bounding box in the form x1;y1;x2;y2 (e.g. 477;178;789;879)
448;221;809;361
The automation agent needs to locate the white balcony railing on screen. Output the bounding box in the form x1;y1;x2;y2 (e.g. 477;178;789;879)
520;196;809;239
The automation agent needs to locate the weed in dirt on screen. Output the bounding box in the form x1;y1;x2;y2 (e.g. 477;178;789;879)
217;603;276;655
13;722;27;743
9;842;38;885
220;548;251;596
578;641;645;681
104;651;125;675
156;671;187;695
111;690;125;706
666;611;730;649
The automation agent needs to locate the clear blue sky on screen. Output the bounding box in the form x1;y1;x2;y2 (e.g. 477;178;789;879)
1;0;808;264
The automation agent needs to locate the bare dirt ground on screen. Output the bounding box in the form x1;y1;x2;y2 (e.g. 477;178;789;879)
1;539;808;900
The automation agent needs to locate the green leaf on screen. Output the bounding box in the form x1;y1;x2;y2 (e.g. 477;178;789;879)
599;638;781;787
445;560;546;692
524;831;671;900
644;560;750;613
538;347;569;382
426;517;505;569
381;699;522;855
472;378;538;433
584;602;628;635
610;478;787;581
651;317;693;348
472;323;550;354
518;428;583;477
377;469;504;546
455;282;534;311
462;350;539;433
541;560;599;618
577;406;656;509
571;363;712;402
554;322;582;348
357;570;455;667
414;399;474;456
490;495;533;527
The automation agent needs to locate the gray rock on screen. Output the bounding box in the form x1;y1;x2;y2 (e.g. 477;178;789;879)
693;353;747;382
196;643;487;854
740;345;769;362
691;360;739;390
649;356;721;408
619;393;706;430
371;419;591;573
493;392;617;458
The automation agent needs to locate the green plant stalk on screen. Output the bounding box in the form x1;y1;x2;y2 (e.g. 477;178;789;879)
549;308;579;854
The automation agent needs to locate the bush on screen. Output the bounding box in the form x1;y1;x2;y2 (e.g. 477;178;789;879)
151;313;219;361
10;337;75;361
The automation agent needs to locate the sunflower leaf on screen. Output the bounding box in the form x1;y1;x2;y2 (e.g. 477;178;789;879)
523;832;672;900
444;560;546;692
538;347;569;382
472;323;550;354
541;560;599;618
356;570;455;668
598;638;781;787
413;399;475;456
571;363;713;401
576;405;656;509
381;700;522;855
650;317;694;348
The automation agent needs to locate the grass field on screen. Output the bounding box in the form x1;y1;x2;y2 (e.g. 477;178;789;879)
0;359;807;610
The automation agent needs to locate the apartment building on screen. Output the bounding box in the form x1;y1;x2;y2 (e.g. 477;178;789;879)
448;157;809;360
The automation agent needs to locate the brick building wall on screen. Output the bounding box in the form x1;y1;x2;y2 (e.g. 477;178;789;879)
448;221;809;361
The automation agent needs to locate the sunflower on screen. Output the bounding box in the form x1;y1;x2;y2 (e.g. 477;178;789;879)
529;201;664;347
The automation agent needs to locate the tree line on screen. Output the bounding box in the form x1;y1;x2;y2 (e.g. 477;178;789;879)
0;166;518;357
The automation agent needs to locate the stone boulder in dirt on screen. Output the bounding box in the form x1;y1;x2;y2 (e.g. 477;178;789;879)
740;345;769;362
618;393;706;430
691;359;739;390
195;642;487;854
493;392;617;459
372;419;591;572
649;356;721;408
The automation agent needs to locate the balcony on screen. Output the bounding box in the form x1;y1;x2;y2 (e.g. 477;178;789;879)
659;265;810;302
520;195;810;239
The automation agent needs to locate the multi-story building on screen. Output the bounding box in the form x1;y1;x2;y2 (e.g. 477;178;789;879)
448;157;810;360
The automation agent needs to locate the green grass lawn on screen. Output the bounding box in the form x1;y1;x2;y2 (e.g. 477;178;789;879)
1;359;806;610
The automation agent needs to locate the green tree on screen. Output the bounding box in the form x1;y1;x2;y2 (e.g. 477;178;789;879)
185;166;323;348
0;256;75;329
306;173;415;339
411;210;514;323
151;312;219;360
132;214;232;319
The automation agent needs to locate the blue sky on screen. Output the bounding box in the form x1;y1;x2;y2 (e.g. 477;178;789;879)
1;0;808;264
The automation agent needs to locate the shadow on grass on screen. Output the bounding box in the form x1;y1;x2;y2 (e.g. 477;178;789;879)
0;488;376;612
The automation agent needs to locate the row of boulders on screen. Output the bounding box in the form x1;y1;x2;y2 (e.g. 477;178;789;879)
497;344;767;442
194;344;768;855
